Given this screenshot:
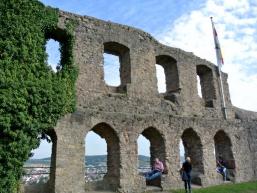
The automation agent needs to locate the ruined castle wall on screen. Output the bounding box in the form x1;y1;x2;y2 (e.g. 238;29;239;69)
248;122;257;178
43;10;257;193
234;108;257;179
57;11;234;118
52;111;255;193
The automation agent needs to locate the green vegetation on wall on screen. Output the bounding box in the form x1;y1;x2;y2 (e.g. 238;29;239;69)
0;0;78;192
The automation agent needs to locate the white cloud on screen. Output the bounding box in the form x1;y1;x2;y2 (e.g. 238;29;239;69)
157;0;257;112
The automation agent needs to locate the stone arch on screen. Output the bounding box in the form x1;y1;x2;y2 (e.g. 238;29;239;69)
196;65;216;107
140;127;166;169
181;128;204;185
156;55;179;93
214;130;235;179
103;41;131;91
86;122;120;191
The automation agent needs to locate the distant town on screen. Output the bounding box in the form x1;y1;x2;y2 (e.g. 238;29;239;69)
23;155;152;185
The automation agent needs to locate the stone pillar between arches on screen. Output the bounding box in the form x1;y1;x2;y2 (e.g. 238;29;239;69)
54;114;86;193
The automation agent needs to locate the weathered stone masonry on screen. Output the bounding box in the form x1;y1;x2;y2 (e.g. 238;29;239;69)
43;10;257;193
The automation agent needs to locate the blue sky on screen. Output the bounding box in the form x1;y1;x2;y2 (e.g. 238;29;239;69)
41;0;204;36
33;0;257;159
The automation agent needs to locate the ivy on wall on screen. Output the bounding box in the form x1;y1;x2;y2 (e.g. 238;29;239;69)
0;1;78;192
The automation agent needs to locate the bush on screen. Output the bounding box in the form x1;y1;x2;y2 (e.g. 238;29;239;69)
0;1;77;192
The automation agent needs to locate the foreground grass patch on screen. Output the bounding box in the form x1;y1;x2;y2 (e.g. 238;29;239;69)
170;181;257;193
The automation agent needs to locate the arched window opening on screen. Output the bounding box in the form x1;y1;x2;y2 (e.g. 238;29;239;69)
138;127;166;187
196;65;216;107
46;39;61;72
23;131;57;193
103;42;131;93
85;123;120;191
156;55;179;94
104;53;120;86
197;75;202;98
181;128;204;185
214;130;235;181
137;134;150;173
85;131;107;182
155;64;166;93
45;28;73;73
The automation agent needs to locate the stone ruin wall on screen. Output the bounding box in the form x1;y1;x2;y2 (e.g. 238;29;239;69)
32;10;257;193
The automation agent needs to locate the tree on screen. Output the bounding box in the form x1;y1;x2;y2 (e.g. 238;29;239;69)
0;1;77;192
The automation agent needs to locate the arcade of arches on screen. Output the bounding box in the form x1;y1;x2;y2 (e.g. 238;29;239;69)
45;117;244;193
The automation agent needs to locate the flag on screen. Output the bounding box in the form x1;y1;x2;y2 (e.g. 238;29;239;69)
210;17;227;119
210;17;224;67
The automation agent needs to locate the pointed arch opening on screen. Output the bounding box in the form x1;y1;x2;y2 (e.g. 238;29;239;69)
137;134;150;171
181;128;204;185
85;123;120;191
85;131;107;182
137;127;166;187
214;130;235;181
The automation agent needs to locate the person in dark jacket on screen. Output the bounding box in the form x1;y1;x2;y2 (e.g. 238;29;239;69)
181;157;192;193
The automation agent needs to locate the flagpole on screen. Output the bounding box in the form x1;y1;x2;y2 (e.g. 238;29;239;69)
210;17;227;119
217;61;227;120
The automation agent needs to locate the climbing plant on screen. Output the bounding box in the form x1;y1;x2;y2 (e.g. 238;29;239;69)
0;0;78;192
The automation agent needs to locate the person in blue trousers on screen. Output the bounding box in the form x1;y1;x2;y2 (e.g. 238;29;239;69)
145;158;164;181
216;156;227;181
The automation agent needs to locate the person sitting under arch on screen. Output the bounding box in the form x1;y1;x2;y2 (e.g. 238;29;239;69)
216;156;227;181
145;158;164;181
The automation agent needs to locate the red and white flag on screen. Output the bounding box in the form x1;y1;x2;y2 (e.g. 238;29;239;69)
211;17;224;68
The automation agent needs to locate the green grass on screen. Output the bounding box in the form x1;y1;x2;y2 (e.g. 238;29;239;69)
170;181;257;193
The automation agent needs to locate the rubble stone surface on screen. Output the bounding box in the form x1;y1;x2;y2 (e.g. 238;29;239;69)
40;10;257;193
